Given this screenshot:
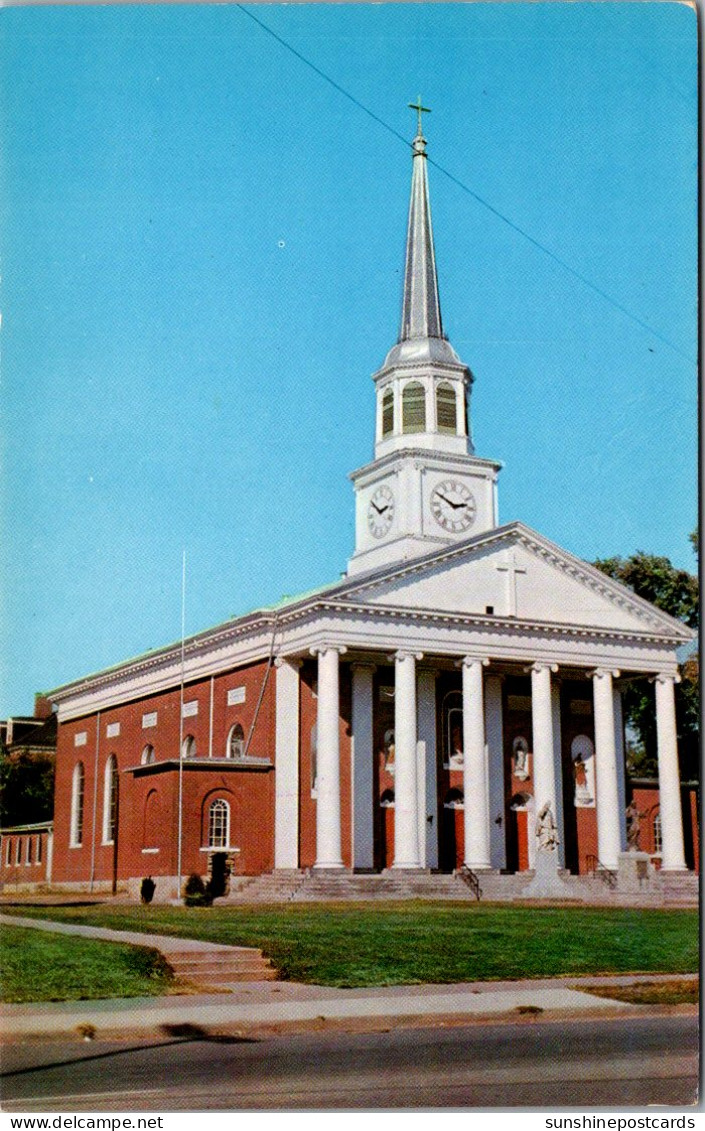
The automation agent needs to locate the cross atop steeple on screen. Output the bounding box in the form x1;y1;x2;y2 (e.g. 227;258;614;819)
408;96;431;138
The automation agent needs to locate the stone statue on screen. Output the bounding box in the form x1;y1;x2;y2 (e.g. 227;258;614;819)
572;753;593;806
625;800;643;851
535;802;559;852
513;737;529;780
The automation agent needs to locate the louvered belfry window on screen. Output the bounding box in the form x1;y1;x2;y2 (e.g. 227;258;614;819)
402;382;426;433
436;382;457;434
382;388;394;436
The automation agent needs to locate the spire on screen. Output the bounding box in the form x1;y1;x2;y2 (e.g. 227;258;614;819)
400;98;444;343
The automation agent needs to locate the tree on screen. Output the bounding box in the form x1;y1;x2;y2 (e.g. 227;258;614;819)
593;543;699;779
0;746;55;826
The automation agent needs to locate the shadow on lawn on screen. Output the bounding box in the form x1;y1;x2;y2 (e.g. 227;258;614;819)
1;1025;258;1081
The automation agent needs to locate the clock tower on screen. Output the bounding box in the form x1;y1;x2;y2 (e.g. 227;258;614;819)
347;105;502;577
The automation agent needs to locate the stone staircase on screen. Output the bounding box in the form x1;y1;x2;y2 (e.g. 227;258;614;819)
655;870;700;906
220;867;698;906
164;944;277;990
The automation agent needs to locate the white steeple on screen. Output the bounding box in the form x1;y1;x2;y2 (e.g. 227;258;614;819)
347;106;501;577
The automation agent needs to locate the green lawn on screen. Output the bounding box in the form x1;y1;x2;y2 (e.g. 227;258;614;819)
0;923;174;1003
4;902;698;989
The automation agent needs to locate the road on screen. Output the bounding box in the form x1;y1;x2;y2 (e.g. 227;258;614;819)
1;1013;698;1111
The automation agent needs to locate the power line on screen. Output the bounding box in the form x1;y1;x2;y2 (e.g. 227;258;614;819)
235;3;695;366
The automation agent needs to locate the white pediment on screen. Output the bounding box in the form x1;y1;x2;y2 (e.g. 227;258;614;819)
335;524;691;639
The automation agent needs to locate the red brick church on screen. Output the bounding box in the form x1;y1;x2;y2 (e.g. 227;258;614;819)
8;114;697;901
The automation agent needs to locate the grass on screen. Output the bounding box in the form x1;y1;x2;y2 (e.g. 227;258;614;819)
586;980;699;1006
4;902;698;989
0;923;174;1003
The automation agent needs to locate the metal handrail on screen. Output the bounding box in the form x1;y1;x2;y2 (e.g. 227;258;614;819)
458;866;482;901
586;854;618;889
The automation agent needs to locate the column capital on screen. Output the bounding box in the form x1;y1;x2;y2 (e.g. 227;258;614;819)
526;662;559;675
388;650;424;663
651;671;681;685
456;656;491;669
589;667;621;680
309;644;348;658
274;655;303;669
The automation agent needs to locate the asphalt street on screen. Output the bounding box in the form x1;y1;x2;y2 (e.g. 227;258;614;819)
1;1013;698;1111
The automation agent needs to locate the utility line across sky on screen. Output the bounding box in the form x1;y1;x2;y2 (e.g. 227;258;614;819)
235;2;695;366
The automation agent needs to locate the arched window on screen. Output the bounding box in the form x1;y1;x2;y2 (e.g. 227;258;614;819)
103;755;119;845
310;722;318;794
143;789;162;849
436;382;457;434
5;838;11;866
442;691;463;769
182;735;196;760
36;835;42;864
27;837;33;865
141;744;155;765
380;788;395;808
227;723;245;760
653;812;662;855
70;762;85;847
208;799;230;849
402;381;426;433
16;838;22;865
381;388;394;437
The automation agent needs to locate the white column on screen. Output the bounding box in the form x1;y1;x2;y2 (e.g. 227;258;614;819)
274;658;301;869
393;650;422;869
462;657;491;869
531;663;558;830
351;663;375;871
551;681;565;869
312;646;346;869
655;673;687;871
485;674;505;871
613;686;628;852
592;668;621;871
417;667;438;870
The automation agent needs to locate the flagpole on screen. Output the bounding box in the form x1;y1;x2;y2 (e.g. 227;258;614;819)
176;550;186;901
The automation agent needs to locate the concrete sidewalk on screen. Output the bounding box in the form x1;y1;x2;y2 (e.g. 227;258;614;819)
1;912;696;1042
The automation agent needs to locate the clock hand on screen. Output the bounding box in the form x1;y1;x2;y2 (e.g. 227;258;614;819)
437;492;464;510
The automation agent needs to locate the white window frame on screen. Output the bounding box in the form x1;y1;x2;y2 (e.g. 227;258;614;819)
70;762;85;848
102;755;119;845
226;723;245;760
141;744;155;765
208;799;231;849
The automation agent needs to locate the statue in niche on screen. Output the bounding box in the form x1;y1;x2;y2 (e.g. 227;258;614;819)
571;735;595;807
448;719;464;769
383;728;395;775
535;801;559;852
625;800;644;851
513;736;529;780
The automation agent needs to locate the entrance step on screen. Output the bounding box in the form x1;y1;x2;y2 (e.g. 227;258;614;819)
164;945;277;988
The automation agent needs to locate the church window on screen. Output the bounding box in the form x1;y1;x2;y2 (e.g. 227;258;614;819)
436;383;457;433
5;838;10;866
402;381;426;433
141;744;155;765
16;838;22;865
26;836;33;865
103;755;119;845
227;723;245;760
310;722;318;794
36;835;42;864
143;790;161;849
382;388;394;436
208;799;230;849
70;762;85;847
653;812;662;855
441;692;463;768
182;735;196;760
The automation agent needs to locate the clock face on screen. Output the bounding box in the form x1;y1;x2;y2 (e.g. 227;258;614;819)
367;485;395;539
430;479;476;533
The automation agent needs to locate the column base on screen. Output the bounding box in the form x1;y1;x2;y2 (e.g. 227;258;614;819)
312;863;346;872
391;862;426;871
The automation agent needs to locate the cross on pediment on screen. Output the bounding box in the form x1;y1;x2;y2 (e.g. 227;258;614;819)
496;549;527;617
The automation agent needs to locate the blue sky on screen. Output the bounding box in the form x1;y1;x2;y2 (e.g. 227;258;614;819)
1;2;697;716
